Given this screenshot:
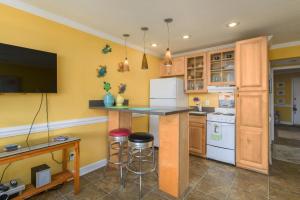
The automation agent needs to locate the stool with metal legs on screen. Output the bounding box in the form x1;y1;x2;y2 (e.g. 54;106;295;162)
106;128;131;188
126;132;156;200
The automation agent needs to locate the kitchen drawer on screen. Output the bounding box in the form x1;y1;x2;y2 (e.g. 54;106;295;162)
189;115;206;123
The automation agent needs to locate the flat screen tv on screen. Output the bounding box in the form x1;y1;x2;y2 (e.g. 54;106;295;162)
0;43;57;93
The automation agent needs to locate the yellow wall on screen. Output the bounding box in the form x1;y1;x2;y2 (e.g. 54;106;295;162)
0;4;160;183
269;45;300;60
188;93;219;107
274;72;300;123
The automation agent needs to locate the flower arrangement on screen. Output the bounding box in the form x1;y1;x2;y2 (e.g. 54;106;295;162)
193;97;200;105
103;81;111;92
103;81;114;107
116;83;126;107
118;83;126;94
193;96;202;111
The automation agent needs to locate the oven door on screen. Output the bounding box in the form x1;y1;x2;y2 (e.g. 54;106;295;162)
207;121;235;150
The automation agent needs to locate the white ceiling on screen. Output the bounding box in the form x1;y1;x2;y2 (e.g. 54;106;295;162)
12;0;300;55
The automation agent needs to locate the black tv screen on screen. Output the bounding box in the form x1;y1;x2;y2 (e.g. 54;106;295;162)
0;43;57;93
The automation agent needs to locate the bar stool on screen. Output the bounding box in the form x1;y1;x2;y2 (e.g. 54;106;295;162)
107;128;131;188
126;132;156;199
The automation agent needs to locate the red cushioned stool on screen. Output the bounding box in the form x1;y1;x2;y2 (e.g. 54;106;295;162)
106;128;131;188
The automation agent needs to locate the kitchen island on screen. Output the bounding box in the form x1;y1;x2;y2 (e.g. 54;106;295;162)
89;103;192;198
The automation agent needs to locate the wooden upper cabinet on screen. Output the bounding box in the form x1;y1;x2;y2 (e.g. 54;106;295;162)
184;53;207;93
235;37;268;92
207;48;235;86
160;57;185;77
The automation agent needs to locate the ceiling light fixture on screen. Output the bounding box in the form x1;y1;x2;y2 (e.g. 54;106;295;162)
151;43;158;47
163;18;173;67
227;21;239;28
141;27;149;70
183;35;190;39
123;34;130;71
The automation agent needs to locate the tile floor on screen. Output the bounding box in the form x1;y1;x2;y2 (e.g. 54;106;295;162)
29;156;300;200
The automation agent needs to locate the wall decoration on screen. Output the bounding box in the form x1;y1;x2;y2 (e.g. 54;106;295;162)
118;62;125;72
97;65;107;77
276;98;285;105
102;44;112;54
276;81;285;89
276;89;285;96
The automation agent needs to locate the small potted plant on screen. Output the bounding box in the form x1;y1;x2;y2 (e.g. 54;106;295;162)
193;97;202;112
103;81;114;107
116;83;126;107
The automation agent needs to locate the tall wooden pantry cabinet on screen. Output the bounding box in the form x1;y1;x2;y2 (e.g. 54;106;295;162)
235;36;269;174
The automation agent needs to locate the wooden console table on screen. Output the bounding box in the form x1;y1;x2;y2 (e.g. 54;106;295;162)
0;137;80;199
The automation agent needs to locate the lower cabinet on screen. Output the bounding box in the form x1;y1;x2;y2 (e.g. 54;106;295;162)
189;115;206;157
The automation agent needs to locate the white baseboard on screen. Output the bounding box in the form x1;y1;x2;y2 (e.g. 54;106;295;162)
79;159;107;176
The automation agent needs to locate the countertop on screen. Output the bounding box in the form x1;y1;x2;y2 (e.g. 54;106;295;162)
89;101;193;116
189;106;215;116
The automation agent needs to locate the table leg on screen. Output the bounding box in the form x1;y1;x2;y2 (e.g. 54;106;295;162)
159;112;189;198
62;148;68;172
74;142;80;194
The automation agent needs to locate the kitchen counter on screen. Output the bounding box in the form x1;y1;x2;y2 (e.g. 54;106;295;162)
89;100;190;198
189;106;215;116
89;100;193;115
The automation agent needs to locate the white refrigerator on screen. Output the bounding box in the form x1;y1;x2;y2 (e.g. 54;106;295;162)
149;77;188;146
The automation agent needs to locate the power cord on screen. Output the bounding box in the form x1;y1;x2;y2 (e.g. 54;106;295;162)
25;93;44;145
0;93;63;183
45;93;62;165
0;163;12;184
0;94;44;184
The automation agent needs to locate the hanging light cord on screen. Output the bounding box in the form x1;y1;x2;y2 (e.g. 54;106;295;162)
167;22;170;49
143;30;146;53
124;37;128;59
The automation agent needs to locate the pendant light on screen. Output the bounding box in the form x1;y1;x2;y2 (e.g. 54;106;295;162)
164;18;173;67
141;27;149;70
123;34;130;71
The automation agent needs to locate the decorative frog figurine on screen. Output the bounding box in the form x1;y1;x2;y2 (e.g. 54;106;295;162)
102;44;112;54
97;65;107;77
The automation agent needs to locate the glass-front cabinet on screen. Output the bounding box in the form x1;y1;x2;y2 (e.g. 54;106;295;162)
208;48;235;86
185;53;207;93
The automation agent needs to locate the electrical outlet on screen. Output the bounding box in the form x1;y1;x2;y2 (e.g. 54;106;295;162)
69;151;75;161
205;100;210;106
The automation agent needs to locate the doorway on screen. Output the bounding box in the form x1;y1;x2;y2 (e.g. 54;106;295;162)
293;77;300;125
270;63;300;164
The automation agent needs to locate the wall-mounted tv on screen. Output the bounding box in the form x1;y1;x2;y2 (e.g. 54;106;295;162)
0;43;57;93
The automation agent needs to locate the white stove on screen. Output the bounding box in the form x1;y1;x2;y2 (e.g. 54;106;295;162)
207;108;235;123
206;107;236;165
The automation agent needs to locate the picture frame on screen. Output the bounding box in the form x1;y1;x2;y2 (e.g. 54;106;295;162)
276;89;285;96
276;81;285;89
276;98;285;105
